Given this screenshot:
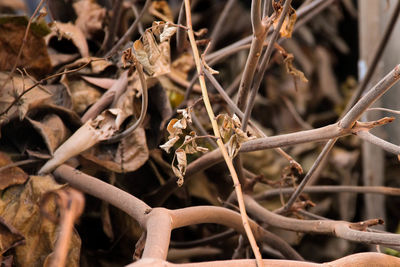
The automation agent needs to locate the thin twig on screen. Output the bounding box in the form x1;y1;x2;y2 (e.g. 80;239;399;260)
105;0;152;57
242;0;293;130
281;65;400;213
0;159;42;172
203;67;302;172
102;61;148;144
254;185;400;201
99;0;123;55
208;0;236;52
278;138;336;214
0;58;106;118
169;229;236;248
184;1;263;265
357;131;400;156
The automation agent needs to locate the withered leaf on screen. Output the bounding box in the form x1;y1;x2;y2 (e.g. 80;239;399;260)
81;127;149;173
0;176;80;267
0;15;52;78
160;136;180;153
0;152;29;190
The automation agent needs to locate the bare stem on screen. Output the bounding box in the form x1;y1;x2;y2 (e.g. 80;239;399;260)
105;0;152;57
242;0;293;130
184;1;263;265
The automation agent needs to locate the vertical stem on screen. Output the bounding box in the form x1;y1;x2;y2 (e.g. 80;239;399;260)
184;1;263;266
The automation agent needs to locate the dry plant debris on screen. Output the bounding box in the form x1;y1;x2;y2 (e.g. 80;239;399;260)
1;0;400;266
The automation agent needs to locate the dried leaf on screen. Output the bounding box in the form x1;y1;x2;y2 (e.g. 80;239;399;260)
172;165;184;187
81;127;149;173
0;152;29;190
151;0;173;22
60;74;102;114
227;134;239;158
132;22;175;77
167;118;182;137
273;3;297;38
0;72;52;123
160;24;177;43
73;0;106;40
27;114;70;155
173;118;187;130
46;22;89;58
0;176;80;267
175;148;187;175
283;53;308;83
177;107;192;124
0;216;25;255
160;136;180;153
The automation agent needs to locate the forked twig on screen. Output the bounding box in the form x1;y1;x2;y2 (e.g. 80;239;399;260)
184;1;263;265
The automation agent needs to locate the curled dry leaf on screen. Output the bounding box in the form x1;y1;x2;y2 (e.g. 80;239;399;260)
27;114;70;155
273;2;297;38
46;22;89;58
38;108;124;174
133;22;176;76
160;136;180;153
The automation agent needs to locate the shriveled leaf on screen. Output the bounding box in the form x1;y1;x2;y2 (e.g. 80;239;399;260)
173;118;187;130
283;53;308;83
167;118;182;137
273;3;297;38
133;40;154;75
172;165;184;187
132;22;175;77
175;148;187;175
177;107;192;124
0;152;29;190
160;24;177;42
160;136;180;153
227;134;239;158
280;6;297;38
0;176;80;267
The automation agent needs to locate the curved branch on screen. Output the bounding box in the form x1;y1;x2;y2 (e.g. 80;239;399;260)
53;164;150;227
254;185;400;200
244;195;400;247
127;252;400;267
170;206;303;260
102;62;148;144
